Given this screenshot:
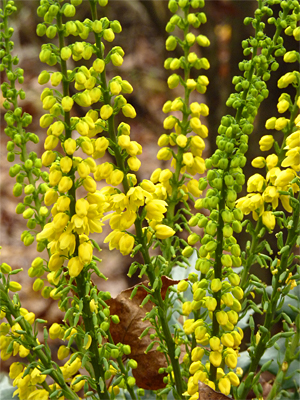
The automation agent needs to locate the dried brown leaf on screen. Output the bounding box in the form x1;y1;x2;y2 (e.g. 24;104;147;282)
107;276;180;390
198;382;232;400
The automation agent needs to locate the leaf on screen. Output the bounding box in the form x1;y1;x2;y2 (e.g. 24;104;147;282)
106;276;180;390
198;382;232;400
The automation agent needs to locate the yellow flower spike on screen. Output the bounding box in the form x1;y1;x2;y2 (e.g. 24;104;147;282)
251;156;266;168
218;377;231;395
209;351;222;367
68;257;84;278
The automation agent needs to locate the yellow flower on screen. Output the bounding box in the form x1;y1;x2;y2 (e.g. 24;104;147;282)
209;351;222;367
145;199;167;221
209;336;221;351
274;168;296;187
155;224;175;239
266;154;279;170
262;186;279;209
68;256;84;277
251;157;265;168
259;135;274;151
119;234;135;256
281;147;300;169
177;280;189;292
285;131;300;150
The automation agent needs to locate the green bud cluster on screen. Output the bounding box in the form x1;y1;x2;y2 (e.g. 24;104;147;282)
0;0;48;248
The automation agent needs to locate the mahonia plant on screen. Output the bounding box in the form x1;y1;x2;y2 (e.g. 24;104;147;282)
0;0;299;399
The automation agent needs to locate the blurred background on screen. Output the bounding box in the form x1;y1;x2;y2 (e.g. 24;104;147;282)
0;0;297;377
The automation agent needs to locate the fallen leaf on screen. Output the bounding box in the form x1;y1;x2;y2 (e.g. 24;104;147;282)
107;276;180;390
198;382;232;400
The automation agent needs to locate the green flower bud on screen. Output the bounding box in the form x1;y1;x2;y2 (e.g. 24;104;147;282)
111;52;123;66
197;35;210;47
167;73;180;89
33;278;44;292
38;70;50;85
166;36;177;51
23;208;34;219
9;164;21;178
9;281;22;292
63;4;76;17
7;152;14;162
111;315;120;324
46;25;57;39
109;348;119;358
127;359;138;369
168;0;178;13
1;263;12;274
61;46;72;61
123;345;131;355
36;23;47;37
232;220;242;233
103;28;115;42
111;20;122;33
13;183;23;197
